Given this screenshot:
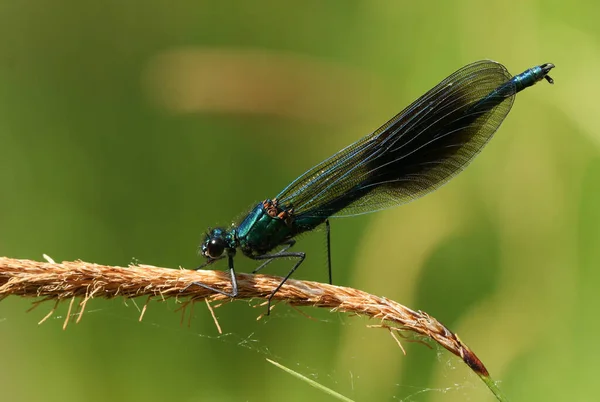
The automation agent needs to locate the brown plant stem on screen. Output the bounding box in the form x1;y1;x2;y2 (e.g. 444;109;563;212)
0;256;505;400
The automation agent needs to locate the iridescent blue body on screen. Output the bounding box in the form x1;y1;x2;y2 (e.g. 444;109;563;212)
218;198;326;257
236;200;296;257
195;60;555;313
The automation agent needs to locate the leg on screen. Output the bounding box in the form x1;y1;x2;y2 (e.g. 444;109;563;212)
195;255;224;270
325;219;332;285
189;254;238;298
252;239;296;274
251;251;305;315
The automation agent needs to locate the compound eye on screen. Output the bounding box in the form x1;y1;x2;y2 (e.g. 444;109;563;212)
205;238;226;259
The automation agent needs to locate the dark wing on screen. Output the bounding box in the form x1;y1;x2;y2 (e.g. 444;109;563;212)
276;60;515;218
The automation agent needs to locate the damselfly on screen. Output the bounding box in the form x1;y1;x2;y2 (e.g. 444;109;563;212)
195;60;555;313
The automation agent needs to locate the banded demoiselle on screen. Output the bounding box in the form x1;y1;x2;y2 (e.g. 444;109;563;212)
195;60;555;313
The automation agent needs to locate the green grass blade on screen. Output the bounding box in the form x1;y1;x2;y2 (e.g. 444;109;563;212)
266;358;355;402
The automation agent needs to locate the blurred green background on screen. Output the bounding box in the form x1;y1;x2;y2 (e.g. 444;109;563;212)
0;1;597;401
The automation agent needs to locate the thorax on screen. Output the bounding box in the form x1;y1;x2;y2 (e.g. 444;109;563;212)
235;199;295;256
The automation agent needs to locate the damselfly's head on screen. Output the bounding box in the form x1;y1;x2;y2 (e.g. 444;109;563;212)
200;227;235;261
